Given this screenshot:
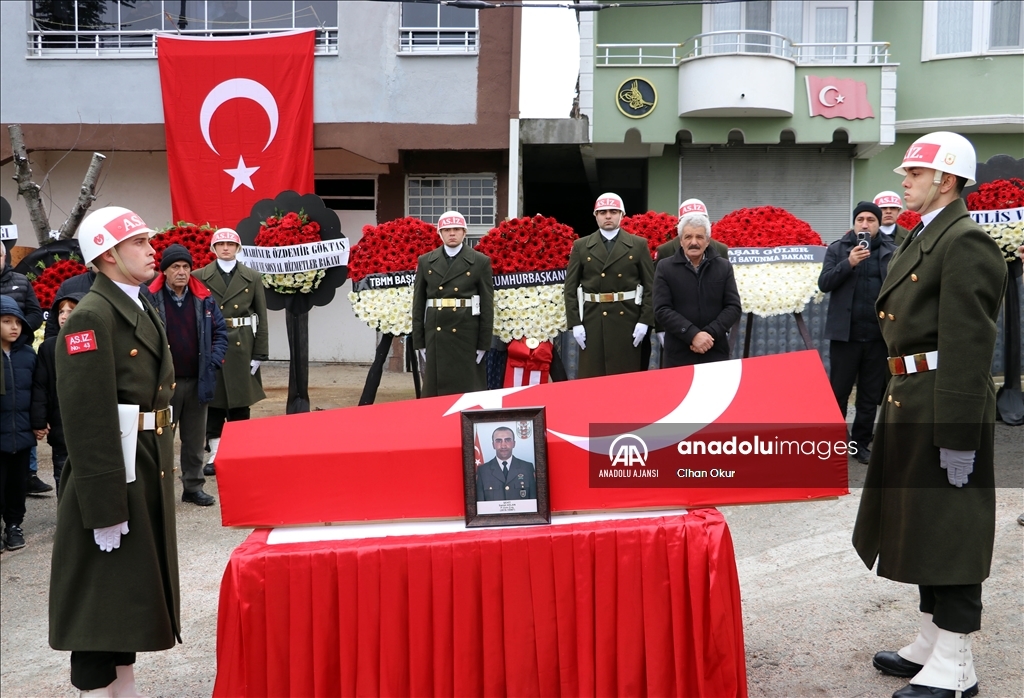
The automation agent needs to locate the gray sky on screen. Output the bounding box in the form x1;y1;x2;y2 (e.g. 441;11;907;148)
519;4;580;118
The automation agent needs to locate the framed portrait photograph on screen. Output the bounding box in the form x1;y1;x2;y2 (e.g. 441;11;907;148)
461;407;550;528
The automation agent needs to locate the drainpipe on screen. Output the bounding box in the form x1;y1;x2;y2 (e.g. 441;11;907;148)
508;6;522;219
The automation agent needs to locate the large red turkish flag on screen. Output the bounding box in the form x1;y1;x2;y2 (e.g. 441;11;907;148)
157;30;314;229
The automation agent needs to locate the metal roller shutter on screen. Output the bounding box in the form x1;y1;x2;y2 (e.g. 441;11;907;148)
679;145;855;243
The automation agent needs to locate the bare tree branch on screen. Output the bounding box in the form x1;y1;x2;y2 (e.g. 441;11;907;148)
7;124;52;245
59;152;106;240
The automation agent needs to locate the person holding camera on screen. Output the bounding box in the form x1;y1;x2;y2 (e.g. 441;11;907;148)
818;201;896;463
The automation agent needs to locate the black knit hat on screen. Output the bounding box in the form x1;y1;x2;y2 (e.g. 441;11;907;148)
852;201;882;224
160;243;193;272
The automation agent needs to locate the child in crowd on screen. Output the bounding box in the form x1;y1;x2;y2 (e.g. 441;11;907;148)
32;290;85;497
1;295;37;552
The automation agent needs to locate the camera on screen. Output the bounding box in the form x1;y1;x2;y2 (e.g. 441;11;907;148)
856;232;870;250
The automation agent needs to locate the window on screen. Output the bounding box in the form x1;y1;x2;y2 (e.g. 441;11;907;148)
315;179;376;212
407;176;496;238
399;2;478;54
704;1;858;61
923;0;1024;60
29;1;339;57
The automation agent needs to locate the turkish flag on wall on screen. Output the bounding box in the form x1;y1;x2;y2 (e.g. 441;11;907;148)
157;31;314;229
805;75;874;120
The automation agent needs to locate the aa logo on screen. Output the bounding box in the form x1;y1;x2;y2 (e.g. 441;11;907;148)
608;434;648;467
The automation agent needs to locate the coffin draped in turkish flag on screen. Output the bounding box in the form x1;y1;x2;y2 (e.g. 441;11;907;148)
217;350;849;527
157;30;314;229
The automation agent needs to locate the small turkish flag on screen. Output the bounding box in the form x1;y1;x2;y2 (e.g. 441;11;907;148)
157;31;315;229
474;431;484;467
805;75;874;120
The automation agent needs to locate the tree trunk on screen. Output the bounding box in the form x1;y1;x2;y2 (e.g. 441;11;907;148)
7;124;51;245
59;152;106;240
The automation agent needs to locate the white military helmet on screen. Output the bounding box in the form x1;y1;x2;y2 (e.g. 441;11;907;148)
210;227;242;251
678;198;709;217
437;211;467;230
873;191;903;209
594;193;625;214
78;206;155;265
894;131;977;185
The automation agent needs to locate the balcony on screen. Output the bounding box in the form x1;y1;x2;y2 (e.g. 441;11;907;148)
597;32;892;118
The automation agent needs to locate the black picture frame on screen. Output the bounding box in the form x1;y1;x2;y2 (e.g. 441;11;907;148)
462;407;550;528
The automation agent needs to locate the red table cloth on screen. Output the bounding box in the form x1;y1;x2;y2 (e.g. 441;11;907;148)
214;509;747;697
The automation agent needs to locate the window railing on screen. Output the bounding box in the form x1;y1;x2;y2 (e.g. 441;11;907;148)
27;28;339;58
596;32;892;66
399;28;478;54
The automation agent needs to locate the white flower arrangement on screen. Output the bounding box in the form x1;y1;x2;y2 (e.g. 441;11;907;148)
979;220;1024;262
733;263;824;318
493;284;567;342
262;269;326;295
348;286;415;336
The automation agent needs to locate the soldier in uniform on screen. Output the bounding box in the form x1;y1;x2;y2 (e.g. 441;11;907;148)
476;426;536;501
411;211;494;397
193;229;268;474
49;206;179;697
564;193;655;378
853;133;1006;698
874;191;912;246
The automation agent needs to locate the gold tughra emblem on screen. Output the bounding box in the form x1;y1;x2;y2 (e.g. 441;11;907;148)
619;80;654;110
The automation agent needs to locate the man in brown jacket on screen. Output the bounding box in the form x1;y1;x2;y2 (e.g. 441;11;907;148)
50;206;179;696
193;228;269;474
564;193;655;378
854;133;1006;698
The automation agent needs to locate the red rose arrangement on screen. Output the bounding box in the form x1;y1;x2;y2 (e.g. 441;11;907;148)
711;206;823;247
966;178;1024;211
474;215;576;274
965;178;1024;262
150;222;216;269
475;215;577;342
26;257;89;311
896;210;921;230
348;217;437;282
621;211;678;256
255;210;321;248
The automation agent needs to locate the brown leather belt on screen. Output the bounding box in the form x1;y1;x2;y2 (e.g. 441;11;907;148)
887;351;938;376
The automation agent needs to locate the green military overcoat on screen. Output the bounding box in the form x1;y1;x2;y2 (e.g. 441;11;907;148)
655;236;729;263
564;230;656;378
49;273;180;651
892;224;911;247
411;244;494;397
853;199;1007;586
194;261;269;409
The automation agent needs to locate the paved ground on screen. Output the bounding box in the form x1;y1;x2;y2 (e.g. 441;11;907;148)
2;362;1021;697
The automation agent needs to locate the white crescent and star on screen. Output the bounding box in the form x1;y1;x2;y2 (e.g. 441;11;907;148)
818;85;846;107
199;78;279;192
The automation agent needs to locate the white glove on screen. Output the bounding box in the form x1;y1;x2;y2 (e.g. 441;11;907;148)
657;332;666;346
249;360;261;376
93;521;129;553
572;325;586;350
417;348;426;366
476;350;486;364
632;323;649;347
939;448;975;488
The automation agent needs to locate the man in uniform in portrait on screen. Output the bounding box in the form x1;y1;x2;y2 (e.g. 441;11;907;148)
411;211;494;397
564;193;655;378
193;228;268;475
49;206;179;697
874;191;912;246
476;426;536;502
854;132;1006;698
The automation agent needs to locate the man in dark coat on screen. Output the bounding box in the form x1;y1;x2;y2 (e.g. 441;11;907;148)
49;206;180;696
853;133;1006;698
0;243;44;333
875;191;912;246
564;193;655;378
476;426;536;501
193;228;268;474
818;201;896;464
411;211;494;397
654;211;741;367
149;244;228;506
